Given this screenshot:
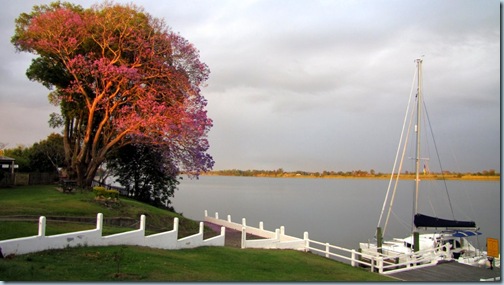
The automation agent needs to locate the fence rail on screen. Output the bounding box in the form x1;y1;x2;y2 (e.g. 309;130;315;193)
0;213;226;256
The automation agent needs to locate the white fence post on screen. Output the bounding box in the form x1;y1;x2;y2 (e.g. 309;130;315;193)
325;243;330;258
204;210;208;217
215;212;219;220
378;257;383;274
173;217;179;231
242;218;246;227
303;232;309;252
38;216;46;237
280;226;285;237
199;222;204;234
259;221;264;230
227;215;231;222
241;227;246;249
96;213;103;236
140;215;146;231
351;249;356;267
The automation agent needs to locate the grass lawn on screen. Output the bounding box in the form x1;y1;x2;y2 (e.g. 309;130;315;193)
0;185;204;238
0;246;394;281
0;184;394;282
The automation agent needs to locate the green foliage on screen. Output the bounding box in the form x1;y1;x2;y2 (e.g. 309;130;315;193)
93;186;119;200
106;144;179;210
28;133;65;172
3;133;64;173
4;146;31;171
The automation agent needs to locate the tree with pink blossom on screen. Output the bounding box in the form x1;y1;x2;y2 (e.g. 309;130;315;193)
12;2;213;187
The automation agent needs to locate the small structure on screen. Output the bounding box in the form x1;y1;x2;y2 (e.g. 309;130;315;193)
0;156;16;174
0;156;17;187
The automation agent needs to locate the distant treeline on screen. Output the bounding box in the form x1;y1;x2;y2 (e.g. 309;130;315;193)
203;168;500;179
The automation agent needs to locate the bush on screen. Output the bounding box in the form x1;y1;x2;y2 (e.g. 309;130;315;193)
93;186;119;200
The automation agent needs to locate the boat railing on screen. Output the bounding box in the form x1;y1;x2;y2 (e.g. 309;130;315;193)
356;243;452;274
378;243;453;274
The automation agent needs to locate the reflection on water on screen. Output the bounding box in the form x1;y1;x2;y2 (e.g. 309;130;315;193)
173;176;500;250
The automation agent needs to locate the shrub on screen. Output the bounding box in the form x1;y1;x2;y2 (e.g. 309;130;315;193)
93;186;119;200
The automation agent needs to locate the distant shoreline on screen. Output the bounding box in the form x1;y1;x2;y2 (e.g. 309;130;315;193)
200;173;500;181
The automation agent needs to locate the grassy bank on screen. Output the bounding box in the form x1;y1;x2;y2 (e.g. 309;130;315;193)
0;185;204;239
0;185;393;281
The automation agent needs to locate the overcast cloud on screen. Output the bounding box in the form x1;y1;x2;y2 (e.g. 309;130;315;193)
0;0;500;173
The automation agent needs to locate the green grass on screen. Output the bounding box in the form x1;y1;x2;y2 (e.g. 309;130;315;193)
0;185;203;237
0;184;394;281
0;246;393;281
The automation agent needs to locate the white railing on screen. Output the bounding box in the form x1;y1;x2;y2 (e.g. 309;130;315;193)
204;211;449;274
364;245;450;274
204;210;306;250
0;213;225;256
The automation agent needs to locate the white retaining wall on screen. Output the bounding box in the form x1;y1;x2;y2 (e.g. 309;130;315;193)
0;213;225;256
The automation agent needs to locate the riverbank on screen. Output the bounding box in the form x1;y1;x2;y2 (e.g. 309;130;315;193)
201;173;500;181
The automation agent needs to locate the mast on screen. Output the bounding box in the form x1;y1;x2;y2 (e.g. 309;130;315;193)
413;58;422;251
414;58;422;218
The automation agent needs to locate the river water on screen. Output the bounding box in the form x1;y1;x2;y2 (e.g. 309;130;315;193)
172;176;500;251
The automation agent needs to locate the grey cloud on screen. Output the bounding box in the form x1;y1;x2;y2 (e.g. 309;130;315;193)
0;0;499;173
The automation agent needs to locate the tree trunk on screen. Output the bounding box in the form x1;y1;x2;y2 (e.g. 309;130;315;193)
84;160;102;188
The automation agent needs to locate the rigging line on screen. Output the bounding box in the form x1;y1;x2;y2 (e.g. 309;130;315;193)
419;101;438;217
423;100;455;220
377;65;418;231
383;107;415;236
390;210;412;232
448;146;476;220
425;179;438;217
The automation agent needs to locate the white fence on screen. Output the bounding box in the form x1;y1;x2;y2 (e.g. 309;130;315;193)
0;213;225;256
204;211;450;274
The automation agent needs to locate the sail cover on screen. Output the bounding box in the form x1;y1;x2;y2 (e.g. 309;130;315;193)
414;214;476;229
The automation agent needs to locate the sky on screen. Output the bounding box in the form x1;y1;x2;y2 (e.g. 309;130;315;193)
0;0;500;173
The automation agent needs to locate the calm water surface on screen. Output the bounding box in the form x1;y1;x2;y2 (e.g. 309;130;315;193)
173;176;500;250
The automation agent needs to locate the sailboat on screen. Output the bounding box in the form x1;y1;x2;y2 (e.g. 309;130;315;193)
358;58;490;268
